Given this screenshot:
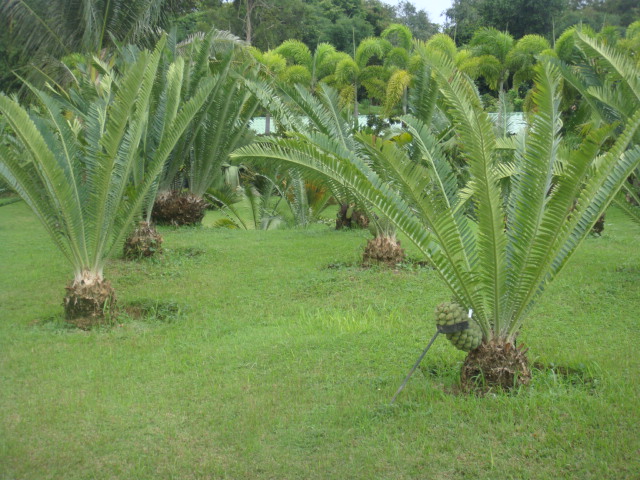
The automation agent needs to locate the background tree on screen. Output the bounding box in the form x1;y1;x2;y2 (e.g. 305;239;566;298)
334;36;392;117
0;0;188;89
459;27;515;94
394;0;439;40
381;24;414;115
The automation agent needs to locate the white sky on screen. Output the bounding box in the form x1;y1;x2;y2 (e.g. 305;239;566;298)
403;0;453;25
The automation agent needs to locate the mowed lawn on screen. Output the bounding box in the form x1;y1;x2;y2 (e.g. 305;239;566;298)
1;202;639;479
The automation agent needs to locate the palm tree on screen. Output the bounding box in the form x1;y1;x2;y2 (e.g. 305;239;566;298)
506;34;552;88
274;40;343;93
233;50;640;391
0;38;215;327
334;37;392;119
381;24;414;116
459;27;515;94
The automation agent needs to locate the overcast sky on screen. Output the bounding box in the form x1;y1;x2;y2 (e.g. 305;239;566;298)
404;0;453;25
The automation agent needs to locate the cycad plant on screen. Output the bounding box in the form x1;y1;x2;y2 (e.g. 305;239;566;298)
554;31;640;228
151;30;260;226
0;39;215;327
234;52;640;390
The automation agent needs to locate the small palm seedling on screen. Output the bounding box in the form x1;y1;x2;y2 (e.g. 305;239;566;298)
0;38;215;327
234;50;640;391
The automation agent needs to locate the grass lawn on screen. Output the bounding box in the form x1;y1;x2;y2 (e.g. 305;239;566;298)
1;202;639;479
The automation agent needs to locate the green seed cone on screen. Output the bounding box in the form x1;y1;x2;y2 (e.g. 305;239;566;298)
434;301;482;352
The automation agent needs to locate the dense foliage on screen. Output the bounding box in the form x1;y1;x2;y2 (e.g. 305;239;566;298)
3;0;638;95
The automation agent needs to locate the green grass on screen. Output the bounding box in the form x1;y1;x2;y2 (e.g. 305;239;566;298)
1;203;639;479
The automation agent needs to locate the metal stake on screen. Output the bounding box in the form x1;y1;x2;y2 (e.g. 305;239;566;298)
390;331;440;404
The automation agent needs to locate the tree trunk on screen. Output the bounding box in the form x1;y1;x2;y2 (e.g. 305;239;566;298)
354;80;359;120
244;0;254;44
265;111;271;135
402;87;408;115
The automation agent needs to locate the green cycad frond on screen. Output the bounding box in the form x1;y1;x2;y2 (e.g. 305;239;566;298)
157;29;256;195
613;174;640;226
576;32;640;107
408;63;439;123
434;62;507;331
188;66;259;197
2;0;177;90
279;84;355;151
0;94;84;266
502;62;564;332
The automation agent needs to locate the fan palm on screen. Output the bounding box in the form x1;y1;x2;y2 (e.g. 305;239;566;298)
233;51;640;390
0;38;215;327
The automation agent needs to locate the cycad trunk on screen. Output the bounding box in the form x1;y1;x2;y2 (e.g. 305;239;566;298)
63;270;116;329
461;340;531;393
362;235;405;266
123;221;163;259
336;203;369;230
151;190;208;226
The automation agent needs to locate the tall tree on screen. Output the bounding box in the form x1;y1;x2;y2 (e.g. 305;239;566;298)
335;36;392;117
445;0;567;42
394;0;439;40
